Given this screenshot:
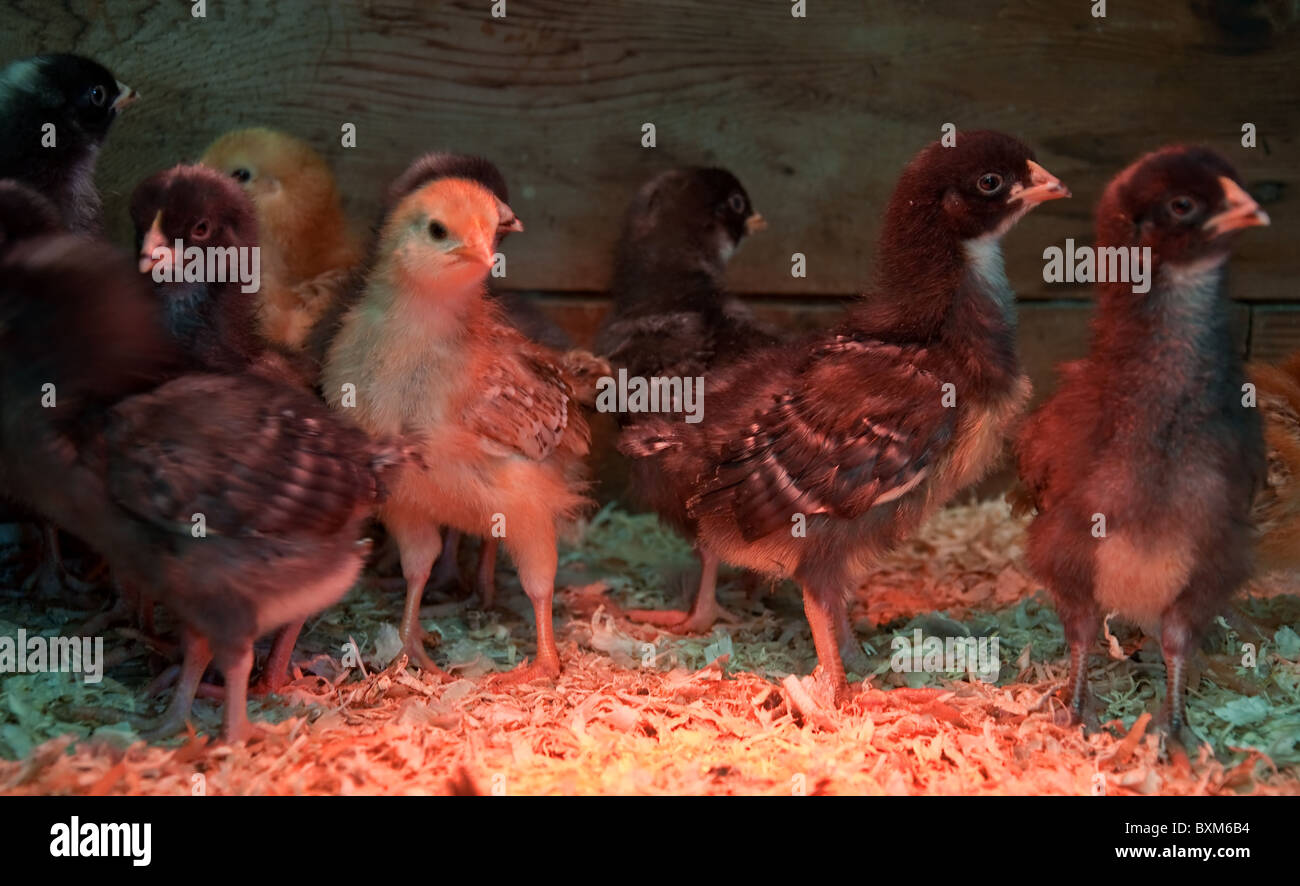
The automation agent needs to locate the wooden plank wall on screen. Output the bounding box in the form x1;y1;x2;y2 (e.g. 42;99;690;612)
3;0;1298;500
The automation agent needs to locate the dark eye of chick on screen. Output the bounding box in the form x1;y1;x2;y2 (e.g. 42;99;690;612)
87;85;106;107
1167;195;1199;221
231;169;252;184
727;192;746;214
191;219;210;241
976;173;1004;196
428;220;448;241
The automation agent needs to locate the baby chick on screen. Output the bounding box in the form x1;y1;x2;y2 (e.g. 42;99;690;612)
131;163;319;689
200;128;361;351
130;164;263;373
1015;147;1268;741
621;132;1067;704
1248;352;1300;575
323;173;590;681
0;216;408;742
314;152;578;610
0;54;137;232
595;166;776;633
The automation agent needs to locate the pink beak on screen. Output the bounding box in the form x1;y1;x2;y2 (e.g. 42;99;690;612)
1203;177;1270;236
1010;160;1071;206
138;215;171;274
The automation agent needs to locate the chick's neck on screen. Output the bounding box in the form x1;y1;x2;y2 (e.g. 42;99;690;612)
1090;250;1240;397
847;220;1020;393
381;260;492;341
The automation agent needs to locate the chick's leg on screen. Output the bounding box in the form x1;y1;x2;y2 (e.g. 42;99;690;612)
624;549;739;633
476;536;499;609
1158;607;1201;749
217;644;256;744
429;528;464;593
389;518;449;678
491;523;561;685
251;619;304;695
836;602;871;676
802;586;851;706
1059;605;1101;728
140;630;212;741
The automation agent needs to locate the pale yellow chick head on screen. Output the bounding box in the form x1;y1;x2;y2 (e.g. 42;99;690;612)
200;127;336;208
381;177;522;293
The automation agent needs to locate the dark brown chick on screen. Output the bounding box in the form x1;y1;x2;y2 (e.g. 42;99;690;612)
0;222;406;742
595;166;775;633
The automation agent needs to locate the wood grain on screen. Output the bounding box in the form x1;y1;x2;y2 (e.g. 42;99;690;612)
1;0;1295;302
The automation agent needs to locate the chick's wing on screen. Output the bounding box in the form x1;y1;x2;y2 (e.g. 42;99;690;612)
688;336;955;542
463;334;588;461
104;374;378;538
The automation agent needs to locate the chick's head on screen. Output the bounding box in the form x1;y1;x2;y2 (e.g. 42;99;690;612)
622;167;764;267
131;164;257;275
380;176;522;294
1096;145;1269;271
200;128;333;207
887;130;1069;243
1;54;138;145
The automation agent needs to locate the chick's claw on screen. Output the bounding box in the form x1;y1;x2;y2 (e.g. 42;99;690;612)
484;657;561;690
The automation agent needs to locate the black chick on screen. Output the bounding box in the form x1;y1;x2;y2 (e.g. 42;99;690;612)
0;54;137;232
1014;146;1268;742
0;216;407;742
595;166;775;633
620;132;1068;703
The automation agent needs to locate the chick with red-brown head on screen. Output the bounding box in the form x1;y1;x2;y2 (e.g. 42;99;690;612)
1016;146;1268;742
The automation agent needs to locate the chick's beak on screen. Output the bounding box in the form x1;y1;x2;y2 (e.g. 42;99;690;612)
745;213;767;234
112;81;140;112
1011;160;1071;206
1204;177;1270;236
138;214;170;274
450;236;495;268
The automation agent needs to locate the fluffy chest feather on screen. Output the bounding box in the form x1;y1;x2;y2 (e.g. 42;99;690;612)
939;372;1032;495
325;295;464;435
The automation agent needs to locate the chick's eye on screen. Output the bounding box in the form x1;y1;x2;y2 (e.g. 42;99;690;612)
231;168;252;184
727;192;746;214
428;220;448;241
977;173;1003;195
1167;196;1198;220
191;220;210;241
87;85;106;107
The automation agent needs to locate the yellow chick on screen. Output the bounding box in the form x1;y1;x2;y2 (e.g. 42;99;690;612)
200;128;360;350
